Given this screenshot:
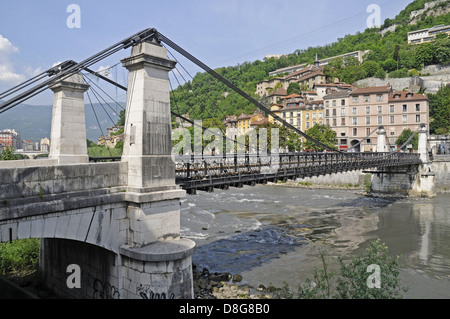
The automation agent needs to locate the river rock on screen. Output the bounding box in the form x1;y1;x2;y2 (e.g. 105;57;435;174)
232;274;243;282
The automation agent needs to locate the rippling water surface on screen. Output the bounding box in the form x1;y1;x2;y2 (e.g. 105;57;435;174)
181;185;450;298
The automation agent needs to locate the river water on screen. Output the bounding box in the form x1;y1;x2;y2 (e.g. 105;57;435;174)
180;184;450;299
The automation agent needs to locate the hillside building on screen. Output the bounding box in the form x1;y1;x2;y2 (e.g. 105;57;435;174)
408;24;450;44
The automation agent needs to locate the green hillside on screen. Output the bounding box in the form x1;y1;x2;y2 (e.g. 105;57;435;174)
170;0;450;122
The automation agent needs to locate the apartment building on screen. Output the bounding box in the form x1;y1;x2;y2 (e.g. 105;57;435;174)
347;86;429;152
256;56;338;97
237;111;267;134
0;129;22;150
302;100;325;131
40;138;51;152
323;91;350;150
408;24;450;44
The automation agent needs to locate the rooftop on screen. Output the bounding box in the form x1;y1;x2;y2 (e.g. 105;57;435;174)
388;91;428;102
349;85;392;95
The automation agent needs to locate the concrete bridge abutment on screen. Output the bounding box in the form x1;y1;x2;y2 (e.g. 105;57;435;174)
369;125;436;198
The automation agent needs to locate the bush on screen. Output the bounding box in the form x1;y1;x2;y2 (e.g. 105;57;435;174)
336;239;407;299
273;239;407;299
364;174;372;193
389;68;409;78
0;239;40;274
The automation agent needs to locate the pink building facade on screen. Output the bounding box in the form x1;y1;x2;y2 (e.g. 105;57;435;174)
347;86;429;152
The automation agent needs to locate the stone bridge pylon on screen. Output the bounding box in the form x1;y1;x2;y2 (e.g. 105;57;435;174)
0;39;196;299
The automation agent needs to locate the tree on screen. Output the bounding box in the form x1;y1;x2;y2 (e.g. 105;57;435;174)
286;82;301;96
362;60;380;78
303;124;337;151
374;68;386;79
415;42;435;67
0;146;17;161
382;58;398;72
434;37;450;65
396;128;419;150
428;85;450;134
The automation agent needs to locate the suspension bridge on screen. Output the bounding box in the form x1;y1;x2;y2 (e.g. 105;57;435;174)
0;28;435;299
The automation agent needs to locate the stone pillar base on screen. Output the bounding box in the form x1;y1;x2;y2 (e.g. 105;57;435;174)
120;238;196;299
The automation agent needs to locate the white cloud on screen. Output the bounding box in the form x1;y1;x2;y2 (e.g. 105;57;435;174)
0;34;19;55
0;34;25;86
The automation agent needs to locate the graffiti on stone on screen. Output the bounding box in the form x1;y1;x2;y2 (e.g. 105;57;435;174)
93;279;120;299
137;284;175;299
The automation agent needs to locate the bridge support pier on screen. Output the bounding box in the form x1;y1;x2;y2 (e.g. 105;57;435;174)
118;40;196;298
48;74;90;165
370;125;435;197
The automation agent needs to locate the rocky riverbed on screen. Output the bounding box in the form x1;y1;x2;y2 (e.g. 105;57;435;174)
192;264;274;299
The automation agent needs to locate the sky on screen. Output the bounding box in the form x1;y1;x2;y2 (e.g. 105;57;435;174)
0;0;415;105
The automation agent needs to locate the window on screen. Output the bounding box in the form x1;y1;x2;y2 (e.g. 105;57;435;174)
402;115;408;123
352;117;357;125
378;116;382;124
319;112;323;119
306;113;310;120
352;107;357;115
312;113;317;120
353;128;358;136
367;138;371;144
332;100;336;107
341;99;346;106
376;94;383;102
341;108;346;116
352;96;359;103
416;104;421;112
326;101;330;107
290;112;294;117
326;119;330;125
390;115;395;124
306;122;310;129
290;119;294;124
340;139;348;145
390;105;394;113
366;106;370;114
366;117;371;125
326;109;330;117
332;109;337;116
333;119;337;126
363;95;370;102
297;111;301;117
402;105;407;112
377;106;382;113
416;114;421;123
341;118;346;126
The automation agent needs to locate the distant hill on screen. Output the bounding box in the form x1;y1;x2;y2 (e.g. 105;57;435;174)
0;102;124;143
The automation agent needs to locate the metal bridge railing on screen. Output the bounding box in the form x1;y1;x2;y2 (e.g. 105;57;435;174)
173;152;422;182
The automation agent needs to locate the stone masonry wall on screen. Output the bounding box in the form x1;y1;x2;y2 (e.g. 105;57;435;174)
40;238;120;299
0;162;127;201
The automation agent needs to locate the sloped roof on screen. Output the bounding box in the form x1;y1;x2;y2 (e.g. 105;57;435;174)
350;86;391;95
388;91;428;102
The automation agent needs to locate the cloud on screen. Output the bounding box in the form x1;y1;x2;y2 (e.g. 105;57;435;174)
0;34;25;86
0;34;19;55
